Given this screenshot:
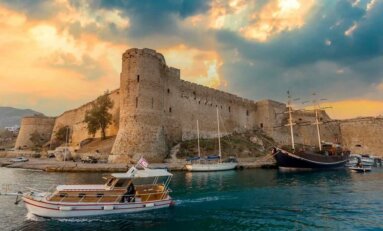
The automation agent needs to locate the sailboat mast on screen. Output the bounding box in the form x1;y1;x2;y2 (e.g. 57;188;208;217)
315;108;322;151
197;120;201;157
216;107;221;159
287;92;295;150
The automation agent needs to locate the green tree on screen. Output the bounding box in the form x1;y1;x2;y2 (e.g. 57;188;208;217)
29;131;48;149
84;91;114;140
55;126;70;144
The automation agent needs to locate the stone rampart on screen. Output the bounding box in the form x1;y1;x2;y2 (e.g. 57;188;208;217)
50;89;120;147
339;117;383;156
15;116;55;149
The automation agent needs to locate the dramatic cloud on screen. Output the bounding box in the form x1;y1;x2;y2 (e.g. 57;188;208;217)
0;0;382;119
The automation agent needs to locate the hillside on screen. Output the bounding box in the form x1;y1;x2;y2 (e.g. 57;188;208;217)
0;107;43;128
176;129;277;159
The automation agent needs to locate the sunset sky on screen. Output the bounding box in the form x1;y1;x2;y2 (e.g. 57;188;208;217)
0;0;382;119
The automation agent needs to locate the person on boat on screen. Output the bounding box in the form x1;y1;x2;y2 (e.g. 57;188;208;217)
122;182;136;203
356;158;363;168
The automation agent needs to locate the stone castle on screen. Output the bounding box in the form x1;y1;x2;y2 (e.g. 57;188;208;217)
15;48;383;161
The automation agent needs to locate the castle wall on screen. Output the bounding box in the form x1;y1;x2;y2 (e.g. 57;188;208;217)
339;117;383;157
15;116;55;149
15;47;383;161
50;89;120;147
177;80;257;141
110;48;260;162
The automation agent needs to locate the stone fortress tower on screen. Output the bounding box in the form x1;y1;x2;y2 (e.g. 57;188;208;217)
110;48;171;162
109;48;259;163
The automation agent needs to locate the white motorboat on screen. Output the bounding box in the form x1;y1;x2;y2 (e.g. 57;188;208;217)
185;109;237;172
347;154;374;167
20;158;174;218
349;166;372;173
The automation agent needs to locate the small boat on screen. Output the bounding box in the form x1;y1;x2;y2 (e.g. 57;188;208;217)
347;154;374;167
21;158;174;218
185;109;237;172
185;156;238;172
273;92;349;171
349;166;372;173
10;157;29;162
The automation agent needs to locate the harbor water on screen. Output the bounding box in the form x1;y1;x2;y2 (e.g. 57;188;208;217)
0;167;382;230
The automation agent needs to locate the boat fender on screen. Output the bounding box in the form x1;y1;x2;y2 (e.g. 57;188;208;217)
59;206;72;211
103;205;114;210
145;203;154;208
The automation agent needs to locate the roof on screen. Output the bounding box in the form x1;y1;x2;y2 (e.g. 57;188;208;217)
111;167;172;179
56;184;105;191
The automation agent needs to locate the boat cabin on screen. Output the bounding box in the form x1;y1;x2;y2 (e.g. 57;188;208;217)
47;167;172;204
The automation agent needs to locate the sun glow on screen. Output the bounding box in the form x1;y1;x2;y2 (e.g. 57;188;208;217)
278;0;301;12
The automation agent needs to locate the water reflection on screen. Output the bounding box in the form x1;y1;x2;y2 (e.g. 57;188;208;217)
0;167;382;231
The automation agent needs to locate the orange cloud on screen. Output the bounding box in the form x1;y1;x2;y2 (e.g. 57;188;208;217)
185;0;315;42
241;0;315;41
325;99;383;119
159;44;226;89
0;5;126;115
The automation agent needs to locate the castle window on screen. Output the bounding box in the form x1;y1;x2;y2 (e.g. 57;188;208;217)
167;88;170;94
137;75;140;82
229;106;231;112
198;101;201;104
78;193;86;198
135;97;138;108
96;193;104;198
246;110;249;116
169;107;172;113
59;193;68;198
298;118;302;121
260;123;263;128
151;97;154;109
221;105;223;109
320;117;323;121
193;91;196;100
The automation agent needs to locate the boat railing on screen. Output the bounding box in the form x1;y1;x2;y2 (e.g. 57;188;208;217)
53;189;172;204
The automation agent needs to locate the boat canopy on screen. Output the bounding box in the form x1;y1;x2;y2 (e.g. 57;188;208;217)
187;156;201;161
111;167;172;179
207;155;220;160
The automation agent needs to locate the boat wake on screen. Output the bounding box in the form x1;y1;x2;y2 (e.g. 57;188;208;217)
176;195;236;205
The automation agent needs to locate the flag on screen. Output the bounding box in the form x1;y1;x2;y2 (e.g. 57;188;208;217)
137;157;149;168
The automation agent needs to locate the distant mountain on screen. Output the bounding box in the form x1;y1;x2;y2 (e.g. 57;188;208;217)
0;107;44;128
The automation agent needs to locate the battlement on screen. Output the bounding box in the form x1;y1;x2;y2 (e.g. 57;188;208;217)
123;48;166;66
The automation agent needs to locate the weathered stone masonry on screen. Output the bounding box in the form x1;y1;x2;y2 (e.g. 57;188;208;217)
15;48;383;161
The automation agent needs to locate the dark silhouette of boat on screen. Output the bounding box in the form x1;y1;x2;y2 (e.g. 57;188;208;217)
273;92;350;171
273;144;349;171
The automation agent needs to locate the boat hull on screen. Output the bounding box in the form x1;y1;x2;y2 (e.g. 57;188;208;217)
349;167;372;173
274;149;348;171
23;196;173;218
185;162;237;172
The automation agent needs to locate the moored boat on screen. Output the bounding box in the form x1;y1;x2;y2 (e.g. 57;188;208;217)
21;158;174;218
273;146;349;171
273;92;349;171
349;166;372;173
185;109;237;172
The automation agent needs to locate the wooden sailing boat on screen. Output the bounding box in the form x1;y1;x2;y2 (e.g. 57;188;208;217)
185;108;238;172
273;92;349;171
